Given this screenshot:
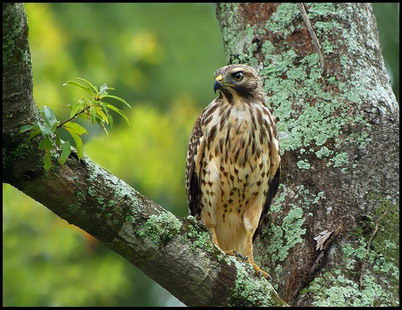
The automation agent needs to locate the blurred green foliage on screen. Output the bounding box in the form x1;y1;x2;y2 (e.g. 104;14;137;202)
3;3;399;306
372;3;399;102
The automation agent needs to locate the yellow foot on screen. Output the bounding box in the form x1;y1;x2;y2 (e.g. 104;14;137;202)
247;259;271;280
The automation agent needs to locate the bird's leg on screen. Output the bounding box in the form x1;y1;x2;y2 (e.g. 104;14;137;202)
209;226;222;249
209;227;247;261
245;230;270;279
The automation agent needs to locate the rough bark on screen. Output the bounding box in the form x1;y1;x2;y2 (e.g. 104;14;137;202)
216;3;399;307
2;3;289;307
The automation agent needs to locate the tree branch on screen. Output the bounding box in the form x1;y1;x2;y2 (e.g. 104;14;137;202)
2;3;287;307
297;3;326;76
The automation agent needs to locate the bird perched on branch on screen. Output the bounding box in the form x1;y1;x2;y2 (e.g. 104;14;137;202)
185;64;281;278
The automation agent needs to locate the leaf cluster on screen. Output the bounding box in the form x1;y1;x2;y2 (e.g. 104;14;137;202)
19;77;131;170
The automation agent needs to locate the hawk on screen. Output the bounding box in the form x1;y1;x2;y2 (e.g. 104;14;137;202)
185;64;281;278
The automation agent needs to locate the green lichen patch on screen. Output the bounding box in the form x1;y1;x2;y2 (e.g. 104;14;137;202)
265;3;299;36
265;202;307;264
181;215;227;263
269;184;286;213
297;193;399;307
3;4;31;69
228;260;287;307
297;159;311;170
259;184;328;285
248;4;377;170
370;197;399;263
302;197;399;307
304;240;399;306
330;152;349;168
278;205;306;260
66;202;85;218
97;196;105;204
315;146;333;159
108;200;117;207
136;212;182;245
183;218;214;252
260;45;361;167
87;186;97;197
312;191;325;204
305;272;392;306
124;214;134;222
76;191;86;202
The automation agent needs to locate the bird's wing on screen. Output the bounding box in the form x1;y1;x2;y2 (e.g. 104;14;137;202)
253;127;281;241
253;166;280;241
185;110;205;217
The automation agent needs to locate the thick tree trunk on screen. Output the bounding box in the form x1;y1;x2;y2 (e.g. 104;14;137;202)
3;3;288;307
216;3;399;307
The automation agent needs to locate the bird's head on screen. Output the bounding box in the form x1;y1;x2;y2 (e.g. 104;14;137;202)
213;64;263;101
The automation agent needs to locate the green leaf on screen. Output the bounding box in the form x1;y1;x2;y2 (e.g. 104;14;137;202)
54;131;62;146
99;83;115;95
43;150;52;171
38;122;54;136
62;122;88;135
105;104;129;124
101;124;109;138
64;127;83;159
63;80;93;96
38;136;53;171
90;105;97;124
76;77;98;95
19;124;34;133
70;100;85;118
27;128;41;141
95;107;109;124
102;95;131;108
100;102;109;116
77;112;90;120
42;106;58;127
99;83;109;95
58;140;71;165
108;113;114;127
38;136;53;151
100;103;114;127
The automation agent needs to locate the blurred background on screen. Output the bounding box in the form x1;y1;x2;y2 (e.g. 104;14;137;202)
3;3;399;307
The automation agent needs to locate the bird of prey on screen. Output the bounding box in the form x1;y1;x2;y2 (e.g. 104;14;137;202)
185;64;281;278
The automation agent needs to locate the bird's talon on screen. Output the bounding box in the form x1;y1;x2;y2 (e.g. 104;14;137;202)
256;269;270;279
224;250;236;256
246;259;270;279
224;250;251;262
234;251;243;259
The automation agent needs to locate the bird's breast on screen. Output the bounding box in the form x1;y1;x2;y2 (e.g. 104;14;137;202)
201;102;273;203
204;102;269;165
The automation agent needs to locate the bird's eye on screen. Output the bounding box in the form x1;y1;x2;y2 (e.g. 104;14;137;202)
232;71;244;81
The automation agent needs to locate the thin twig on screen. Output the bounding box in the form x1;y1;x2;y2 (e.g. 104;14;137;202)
57;108;87;129
298;3;326;76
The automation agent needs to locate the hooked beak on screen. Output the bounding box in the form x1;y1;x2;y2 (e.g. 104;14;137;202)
213;75;223;93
